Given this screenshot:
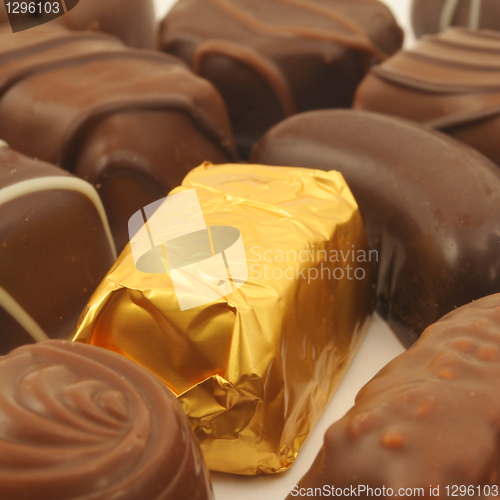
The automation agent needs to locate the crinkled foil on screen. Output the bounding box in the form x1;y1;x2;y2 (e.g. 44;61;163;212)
74;163;374;475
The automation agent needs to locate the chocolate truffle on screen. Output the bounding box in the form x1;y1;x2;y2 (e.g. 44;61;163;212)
0;0;156;48
159;0;404;156
0;339;214;500
0;28;237;250
354;28;500;167
250;109;500;347
287;293;500;498
412;0;500;38
0;143;116;355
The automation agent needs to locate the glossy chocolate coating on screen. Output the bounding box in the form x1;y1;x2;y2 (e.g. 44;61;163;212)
287;293;500;497
0;340;214;500
250;110;500;347
354;28;500;167
0;28;237;250
412;0;500;38
159;0;403;157
0;145;115;354
0;0;156;48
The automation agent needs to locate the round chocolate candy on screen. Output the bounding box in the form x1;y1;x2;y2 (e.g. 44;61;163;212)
0;340;214;500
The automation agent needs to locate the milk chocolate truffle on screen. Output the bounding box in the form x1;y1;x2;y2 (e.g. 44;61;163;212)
354;28;500;167
0;340;214;500
0;28;237;250
287;293;500;498
0;0;156;48
412;0;500;38
159;0;404;156
0;143;116;355
250;110;500;347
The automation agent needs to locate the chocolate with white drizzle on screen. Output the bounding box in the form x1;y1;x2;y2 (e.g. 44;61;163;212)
0;0;156;48
0;340;214;500
354;28;500;168
0;28;237;250
412;0;500;38
159;0;403;156
0;144;115;354
287;293;500;498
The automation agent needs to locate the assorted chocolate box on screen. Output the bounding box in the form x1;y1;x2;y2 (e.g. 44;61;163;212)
1;0;500;498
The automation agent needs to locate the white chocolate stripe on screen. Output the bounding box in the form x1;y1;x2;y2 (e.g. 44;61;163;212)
0;287;49;343
0;176;117;259
440;0;484;30
0;140;8;148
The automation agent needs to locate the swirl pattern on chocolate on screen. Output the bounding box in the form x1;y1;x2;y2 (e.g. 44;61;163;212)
354;28;500;166
287;293;500;497
0;340;214;500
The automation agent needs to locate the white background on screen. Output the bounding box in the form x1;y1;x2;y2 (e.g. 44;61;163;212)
153;1;412;498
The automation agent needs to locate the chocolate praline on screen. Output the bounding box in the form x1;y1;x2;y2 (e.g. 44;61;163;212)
354;28;500;167
287;293;500;497
0;28;237;250
0;144;115;355
0;340;214;500
250;109;500;347
159;0;403;157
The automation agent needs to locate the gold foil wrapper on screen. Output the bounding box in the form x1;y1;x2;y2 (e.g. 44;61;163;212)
74;163;374;475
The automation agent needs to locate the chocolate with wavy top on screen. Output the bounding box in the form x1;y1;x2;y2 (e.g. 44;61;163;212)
0;340;214;500
0;28;237;250
287;293;500;497
355;28;500;167
159;0;403;156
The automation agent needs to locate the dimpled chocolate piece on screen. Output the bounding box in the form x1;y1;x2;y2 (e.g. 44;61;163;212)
0;144;116;355
354;28;500;167
0;28;237;250
0;0;156;48
287;294;500;497
0;340;214;500
250;110;500;347
412;0;500;38
159;0;403;156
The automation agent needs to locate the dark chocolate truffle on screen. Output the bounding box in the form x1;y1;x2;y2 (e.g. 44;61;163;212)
250;109;500;347
354;28;500;167
0;143;116;355
0;28;237;250
159;0;404;156
287;293;500;498
0;0;156;48
0;340;214;500
412;0;500;38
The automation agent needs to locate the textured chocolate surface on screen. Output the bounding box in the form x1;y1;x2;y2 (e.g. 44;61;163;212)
354;28;500;167
0;340;214;500
0;28;237;250
0;0;156;48
0;145;115;354
287;293;500;497
412;0;500;38
159;0;403;156
250;110;500;347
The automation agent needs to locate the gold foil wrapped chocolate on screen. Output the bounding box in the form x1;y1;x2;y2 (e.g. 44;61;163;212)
74;163;374;475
